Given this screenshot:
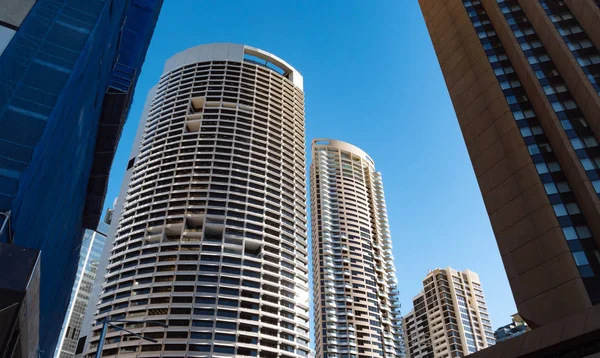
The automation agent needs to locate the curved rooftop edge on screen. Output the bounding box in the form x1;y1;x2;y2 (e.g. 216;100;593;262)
163;43;303;90
312;138;375;166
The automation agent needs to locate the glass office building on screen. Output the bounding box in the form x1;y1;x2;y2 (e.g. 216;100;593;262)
55;222;109;358
0;0;162;354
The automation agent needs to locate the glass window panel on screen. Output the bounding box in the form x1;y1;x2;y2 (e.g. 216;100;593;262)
592;180;600;194
571;138;584;149
566;203;581;215
573;251;589;266
536;163;549;174
581;158;595;170
584;137;598;147
528;144;540;154
553;204;568;217
552;102;564;111
575;226;592;239
513;111;525;120
531;126;543;134
548;162;561;172
564;100;578;110
524;110;535;119
561;120;572;130
544;183;558;195
579;265;594;278
563;227;579;240
520;127;533;137
556;182;571;193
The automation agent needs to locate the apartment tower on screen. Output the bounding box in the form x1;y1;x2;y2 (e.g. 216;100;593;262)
403;268;495;358
419;0;600;355
84;43;310;357
402;293;431;358
310;139;403;358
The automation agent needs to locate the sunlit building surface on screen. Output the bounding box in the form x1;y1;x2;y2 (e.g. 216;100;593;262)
84;43;311;357
310;139;403;358
419;0;600;356
403;268;494;358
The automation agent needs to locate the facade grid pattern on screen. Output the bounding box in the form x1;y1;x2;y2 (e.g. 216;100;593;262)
496;0;600;201
403;293;432;358
85;44;310;358
538;0;600;95
494;0;600;286
403;268;494;358
56;224;108;358
310;139;403;358
463;0;600;303
419;0;600;353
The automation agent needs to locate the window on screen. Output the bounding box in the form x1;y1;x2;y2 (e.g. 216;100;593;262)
217;309;238;318
544;183;558;195
189;345;210;352
215;333;236;342
572;251;589;266
127;157;136;170
592;180;600;194
576;226;592;239
214;345;235;354
563;227;579;240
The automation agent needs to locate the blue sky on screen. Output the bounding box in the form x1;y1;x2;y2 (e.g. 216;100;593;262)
104;1;516;328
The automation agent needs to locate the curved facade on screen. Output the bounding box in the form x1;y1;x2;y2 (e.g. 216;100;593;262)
310;139;403;358
85;43;310;357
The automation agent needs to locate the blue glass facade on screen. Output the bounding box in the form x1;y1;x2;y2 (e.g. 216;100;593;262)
55;221;108;358
0;0;162;355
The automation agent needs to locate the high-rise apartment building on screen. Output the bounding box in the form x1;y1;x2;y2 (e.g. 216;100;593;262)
55;221;109;358
403;268;495;358
310;139;403;358
419;0;600;355
403;293;432;358
83;43;310;357
0;0;162;354
493;314;528;343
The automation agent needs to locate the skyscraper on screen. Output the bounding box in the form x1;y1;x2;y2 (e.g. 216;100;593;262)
310;139;403;358
403;268;495;358
419;0;600;355
83;43;310;357
0;0;162;354
402;293;431;358
55;222;109;358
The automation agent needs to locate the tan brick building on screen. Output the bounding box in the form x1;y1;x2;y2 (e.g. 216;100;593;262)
419;0;600;356
404;268;495;358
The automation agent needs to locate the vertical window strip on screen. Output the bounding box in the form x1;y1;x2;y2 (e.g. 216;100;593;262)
462;0;600;285
538;0;600;95
497;0;600;202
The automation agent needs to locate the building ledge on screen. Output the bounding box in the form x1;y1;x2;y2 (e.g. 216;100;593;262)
470;304;600;358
